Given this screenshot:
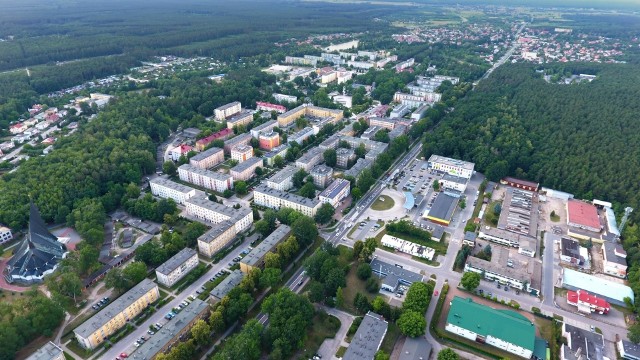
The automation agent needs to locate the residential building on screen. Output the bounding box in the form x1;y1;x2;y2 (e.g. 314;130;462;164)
425;192;459;226
561;268;634;306
182;128;201;138
9;123;27;134
371;259;423;293
334;148;355;168
500;177;540;192
259;130;280;150
284;56;317;66
185;196;253;233
226;110;253;129
389;104;411;118
223;133;252;154
324;40;359;52
295;147;324;171
230;144;254;163
267;165;297;191
26;342;64;360
566;289;610;314
360;126;381;140
311;164;333;188
214;101;241;121
411;104;430;121
395;58;415;72
272;93;297;103
602;242;628;278
288;126;314;145
189;147;224;169
393;92;427;108
178;164;234;192
319;134;340;150
343;312;387;360
462;231;477;247
381;234;435;261
250;120;278;138
240;225;291;273
197;221;236;258
445;296;539;359
253;185;321;217
368;117;396;130
263;144;288;167
277;104;343;128
128;299;209;360
155;248;199;287
170;144;193;161
567;199;601;233
561;323;604;360
319;178;350;208
210;270;245;301
256;102;287;114
344;158;372;178
149;178;198;205
230;157;262;181
0;226;13;244
618;340;640;360
439;174;468;193
5;203;67;284
560;237;585;266
195;129;233;151
427;155;475;179
74;279;159;350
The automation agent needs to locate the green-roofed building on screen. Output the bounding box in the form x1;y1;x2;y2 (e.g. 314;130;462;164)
445;296;538;359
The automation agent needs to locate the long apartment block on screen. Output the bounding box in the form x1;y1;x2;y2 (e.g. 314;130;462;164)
267;165;298;191
253;184;320;217
178;164;234;193
197;220;236;257
185;196;253;233
155;248;199;287
149;178;198;205
240;225;291;273
189;147;224;169
74;279;159;350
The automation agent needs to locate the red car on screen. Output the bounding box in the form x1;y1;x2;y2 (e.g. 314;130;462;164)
120;353;128;359
434;291;439;297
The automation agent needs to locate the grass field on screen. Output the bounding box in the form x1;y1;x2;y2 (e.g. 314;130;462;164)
371;195;395;211
339;258;377;314
297;311;341;359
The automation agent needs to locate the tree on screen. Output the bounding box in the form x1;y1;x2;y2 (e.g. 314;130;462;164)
55;272;83;303
433;181;440;191
273;155;285;168
461;271;481;291
374;351;391;360
366;277;380;293
255;219;271;237
336;287;345;308
353;292;371;314
323;149;337;167
324;268;347;296
292;216;318;246
212;320;262;360
354;143;367;158
351;187;362;201
359;238;377;262
629;324;640;344
314;203;335;224
208;310;225;333
292;169;308;188
403;282;433;313
261;289;314;358
235;181;248;195
397;310;426;337
353;240;364;259
260;267;282;288
308;281;325;303
191;319;211;346
357;263;372;280
298;182;316;199
264;252;281;269
437;348;460;360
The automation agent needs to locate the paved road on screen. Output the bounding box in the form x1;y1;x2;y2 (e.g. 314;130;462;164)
477;21;526;84
316;306;355;360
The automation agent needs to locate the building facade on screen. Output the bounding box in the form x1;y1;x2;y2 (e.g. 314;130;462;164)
197;221;236;258
267;165;297;191
230;144;254;163
427;154;475;179
185;197;253;233
259;130;280;150
195;129;233;151
277;104;343;128
295;147;324;171
0;226;12;244
240;225;291;273
155;248;199;287
311;165;334;188
230;157;262;181
226;110;253;129
178;164;234;192
253;185;321;217
250;120;278;138
603;243;628;278
189;147;224;169
149;178;198;205
214;101;241;121
223;133;252;154
319;179;351;207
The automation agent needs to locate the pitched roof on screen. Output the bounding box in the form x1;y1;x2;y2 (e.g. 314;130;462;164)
447;297;535;351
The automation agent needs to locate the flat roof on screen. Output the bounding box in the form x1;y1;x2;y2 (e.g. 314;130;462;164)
311;164;333;176
198;221;235;244
150;178;196;194
210;270;245;300
345;158;372;178
231;144;253;153
129;299;209;360
268;165;298;184
190;147;223;162
224;133;252;147
254;184;320;208
567;199;600;230
562;269;634;303
156;248;198;276
343;312;388;360
75;279;157;338
252;120;277;132
370;258;423;289
442;173;468;184
26;341;63;360
619;340;640;359
427;192;459;222
502;177;539;189
241;225;291;267
264;144;288;158
447;296;535;351
561;237;581;260
178;164;233;182
398;337;432;360
185;196;251;221
563;323;604;360
227;109;253;123
230;156;262;173
296;147;323;164
319;179;350;200
216;101;240;111
427;154;475;171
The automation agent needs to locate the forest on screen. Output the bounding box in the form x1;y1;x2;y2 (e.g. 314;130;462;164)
423;62;640;217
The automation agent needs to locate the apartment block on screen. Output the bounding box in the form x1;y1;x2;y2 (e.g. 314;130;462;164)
26;342;64;360
256;102;287;114
214;101;241;121
311;164;333;188
230;144;254;163
195;129;233;151
259;130;280;150
273;93;297;103
240;225;291;273
368;117;396;130
155;248;199;287
74;279;159;350
189;147;224;169
197;221;236;258
263;145;288;167
223;133;252;154
250;120;278;138
210;270;245;302
0;226;13;244
253;184;321;217
344;158;372;178
288;126;314;145
226;110;253;129
230;157;262;181
149;178;198;205
336;148;356;168
185;196;253;233
277;104;343;128
295;147;324;171
319;179;350;208
178;164;234;193
267;165;297;191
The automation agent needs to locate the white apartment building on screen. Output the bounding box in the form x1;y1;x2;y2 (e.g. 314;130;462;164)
149;178;198;205
250;120;278;138
295;147;324;171
189;147;224;169
273;93;297;103
185;196;253;233
319;179;351;207
369;117;396;130
427;154;475;179
253;185;321;217
0;226;13;244
230;157;262;181
178;164;234;193
155;248;199;287
214;101;241;121
197;221;236;258
267;165;297;191
230;144;254;163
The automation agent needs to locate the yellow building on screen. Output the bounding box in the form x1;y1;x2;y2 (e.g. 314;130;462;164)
197;221;237;257
277;104;343;128
74;279;159;350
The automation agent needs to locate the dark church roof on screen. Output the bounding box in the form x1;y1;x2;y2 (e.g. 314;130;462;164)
5;203;66;282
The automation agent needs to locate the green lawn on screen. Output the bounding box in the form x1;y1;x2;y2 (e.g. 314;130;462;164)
340;261;377;314
336;346;347;357
379;322;401;354
297;311;341;359
371;195;394;211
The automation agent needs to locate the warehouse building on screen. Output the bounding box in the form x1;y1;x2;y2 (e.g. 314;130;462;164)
567;199;601;233
425;192;459;226
562;268;634;306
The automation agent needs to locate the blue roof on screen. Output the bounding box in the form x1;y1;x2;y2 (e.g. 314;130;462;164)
563;268;633;303
403;192;415;210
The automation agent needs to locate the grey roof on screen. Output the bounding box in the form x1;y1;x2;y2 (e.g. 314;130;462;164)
231;144;253;154
427;192;459;222
150;177;196;194
398;337;433;360
603;242;627;266
263;144;289;159
241;225;291;268
216;101;241;111
156;248;198;276
442;173;468;185
561;237;582;260
319;179;350;200
185;196;251;221
464;231;477;242
198;221;235;244
465;248;530;284
224;133;252;147
254;184;321;208
268;165;297;184
182;128;202;138
252;120;277;133
344;158;372;178
190;147;223;162
129;299;209;360
26;341;63;360
427;154;475;171
620;340;640;360
388;124;407;139
563;323;604;360
178;164;233;182
226;110;253;124
230;156;262;173
296;147;323;164
210;270;245;300
336;147;355;157
311;164;333;176
319;134;340;150
343;312;388;360
370;258;423;289
74;279;158;338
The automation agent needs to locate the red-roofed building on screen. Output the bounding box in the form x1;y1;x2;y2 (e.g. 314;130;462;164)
9;123;27;134
195;128;233;151
170;144;193;161
567;199;601;232
256;102;287;114
567;289;610;314
500;177;539;192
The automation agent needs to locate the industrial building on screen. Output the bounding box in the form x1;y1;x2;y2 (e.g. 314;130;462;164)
561;323;604;360
500;177;540;192
567;199;601;233
425;192;459;226
561;268;634;306
381;234;435;261
371;258;423;293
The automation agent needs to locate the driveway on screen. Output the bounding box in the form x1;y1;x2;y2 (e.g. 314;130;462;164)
316;307;355;360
